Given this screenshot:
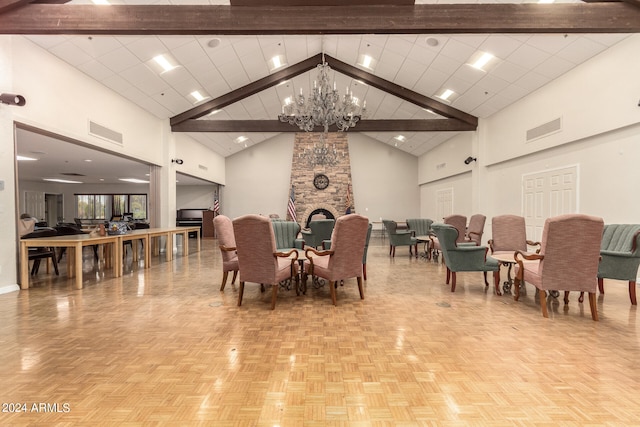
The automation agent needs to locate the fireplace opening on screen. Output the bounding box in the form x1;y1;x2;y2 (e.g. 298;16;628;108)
306;208;335;228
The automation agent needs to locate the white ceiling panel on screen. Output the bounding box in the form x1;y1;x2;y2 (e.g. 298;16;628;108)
14;0;631;186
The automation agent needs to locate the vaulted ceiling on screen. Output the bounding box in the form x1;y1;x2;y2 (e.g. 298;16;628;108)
4;0;640;158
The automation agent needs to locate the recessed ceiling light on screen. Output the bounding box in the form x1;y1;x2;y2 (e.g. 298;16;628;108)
84;159;93;162
426;37;439;47
119;178;150;184
269;55;287;71
437;89;455;101
357;54;376;70
468;51;495;71
190;90;209;103
152;54;178;74
17;155;37;161
43;178;83;184
394;135;406;142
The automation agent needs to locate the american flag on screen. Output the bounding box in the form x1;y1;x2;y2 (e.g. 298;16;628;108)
345;184;352;214
213;194;220;215
287;186;297;221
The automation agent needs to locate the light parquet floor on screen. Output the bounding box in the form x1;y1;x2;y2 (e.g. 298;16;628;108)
1;235;640;426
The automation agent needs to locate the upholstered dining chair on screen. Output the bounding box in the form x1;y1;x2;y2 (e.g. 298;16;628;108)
302;219;335;249
513;214;604;320
430;214;467;261
591;224;640;305
431;223;501;295
233;214;299;309
464;214;486;245
303;214;369;305
382;219;417;257
213;215;239;291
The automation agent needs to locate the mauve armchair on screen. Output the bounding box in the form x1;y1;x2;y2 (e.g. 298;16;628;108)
513;214;604;320
430;214;467;261
431;223;501;295
304;214;369;306
464;214;486;245
233;214;299;310
213;215;239;291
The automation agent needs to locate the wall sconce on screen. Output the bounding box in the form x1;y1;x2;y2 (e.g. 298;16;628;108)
464;156;477;165
0;93;26;106
171;159;184;165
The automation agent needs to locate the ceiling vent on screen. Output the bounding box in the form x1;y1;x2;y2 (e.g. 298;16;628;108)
60;172;86;176
89;120;123;145
526;117;562;143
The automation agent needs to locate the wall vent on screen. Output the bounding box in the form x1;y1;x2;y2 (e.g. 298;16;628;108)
89;120;123;145
436;162;446;170
526;117;562;142
198;164;208;171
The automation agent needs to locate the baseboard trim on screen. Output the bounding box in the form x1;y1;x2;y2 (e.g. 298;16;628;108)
0;285;20;295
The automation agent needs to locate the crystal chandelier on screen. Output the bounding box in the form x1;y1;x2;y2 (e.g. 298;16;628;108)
303;133;340;167
278;54;366;133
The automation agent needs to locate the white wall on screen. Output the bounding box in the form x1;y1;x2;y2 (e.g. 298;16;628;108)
224;133;296;218
224;132;420;224
176;185;217;210
348;133;419;223
484;34;640;166
418;132;475;222
0;36;19;294
0;35;225;292
418;34;640;245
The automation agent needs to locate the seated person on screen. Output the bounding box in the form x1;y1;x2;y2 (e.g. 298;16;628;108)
18;213;37;237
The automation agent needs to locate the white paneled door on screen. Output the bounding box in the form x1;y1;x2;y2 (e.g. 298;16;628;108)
522;166;578;242
436;188;453;222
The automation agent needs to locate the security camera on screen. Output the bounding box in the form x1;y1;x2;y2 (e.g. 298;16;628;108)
171;159;184;165
464;156;477;165
0;93;26;106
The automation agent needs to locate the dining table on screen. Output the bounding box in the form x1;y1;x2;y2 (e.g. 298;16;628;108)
20;226;202;290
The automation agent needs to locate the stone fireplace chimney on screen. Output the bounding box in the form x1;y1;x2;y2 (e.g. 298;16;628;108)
289;132;353;226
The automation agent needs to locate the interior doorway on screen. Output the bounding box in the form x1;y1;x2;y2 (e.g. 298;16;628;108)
45;193;63;226
522;165;578;241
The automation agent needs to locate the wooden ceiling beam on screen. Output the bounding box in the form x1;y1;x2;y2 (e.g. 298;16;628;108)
170;54;323;126
230;0;415;5
170;53;477;132
172;119;476;133
1;3;640;35
324;55;477;127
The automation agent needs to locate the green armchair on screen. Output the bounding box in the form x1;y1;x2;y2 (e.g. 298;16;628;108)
271;219;304;251
431;223;501;295
382;219;417;257
595;224;640;305
406;218;433;237
302;219;335;249
407;218;434;259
